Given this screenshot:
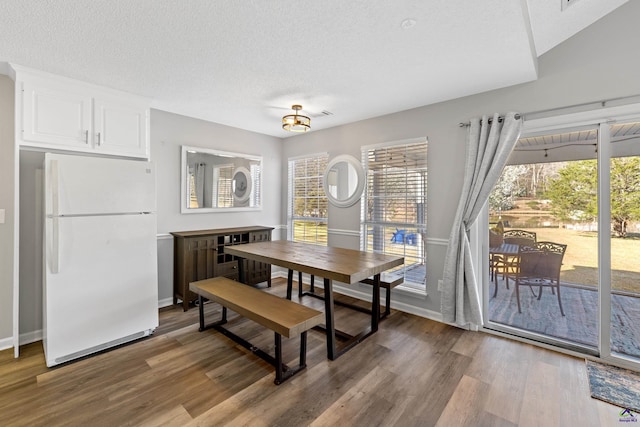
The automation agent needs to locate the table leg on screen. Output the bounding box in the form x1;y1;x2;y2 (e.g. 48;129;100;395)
323;277;336;360
237;256;246;284
371;273;381;332
286;269;294;300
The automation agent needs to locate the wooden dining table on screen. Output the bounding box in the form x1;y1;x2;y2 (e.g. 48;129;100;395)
225;240;404;360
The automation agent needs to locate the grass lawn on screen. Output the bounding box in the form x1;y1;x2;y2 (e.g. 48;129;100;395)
293;221;328;245
516;227;640;293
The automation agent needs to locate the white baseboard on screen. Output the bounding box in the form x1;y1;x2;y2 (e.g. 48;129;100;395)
19;329;42;346
272;271;443;323
332;283;443;322
158;297;175;308
0;329;43;351
0;336;13;351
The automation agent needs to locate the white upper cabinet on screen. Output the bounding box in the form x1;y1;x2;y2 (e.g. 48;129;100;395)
22;80;93;148
93;94;148;157
15;65;150;159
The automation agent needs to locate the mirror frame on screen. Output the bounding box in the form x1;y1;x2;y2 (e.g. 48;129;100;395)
323;154;366;208
181;145;263;213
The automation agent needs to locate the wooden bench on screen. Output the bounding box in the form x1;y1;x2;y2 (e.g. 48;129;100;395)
190;277;323;385
293;272;403;320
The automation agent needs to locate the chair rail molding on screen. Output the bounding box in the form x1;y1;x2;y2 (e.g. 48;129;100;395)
327;228;360;237
426;237;449;246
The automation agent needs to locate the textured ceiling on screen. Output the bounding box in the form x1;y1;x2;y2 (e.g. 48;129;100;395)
0;0;629;138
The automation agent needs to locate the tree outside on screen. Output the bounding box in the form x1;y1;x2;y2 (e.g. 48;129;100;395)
489;158;640;292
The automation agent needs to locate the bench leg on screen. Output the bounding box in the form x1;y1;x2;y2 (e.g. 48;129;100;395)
199;295;228;332
300;331;307;367
198;295;205;331
196;295;309;385
274;330;308;385
275;333;283;384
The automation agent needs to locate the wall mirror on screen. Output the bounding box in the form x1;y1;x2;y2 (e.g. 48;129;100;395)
181;145;262;213
323;154;365;207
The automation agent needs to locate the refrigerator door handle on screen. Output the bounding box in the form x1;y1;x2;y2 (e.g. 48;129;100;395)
51;216;59;274
51;159;59;218
50;159;60;273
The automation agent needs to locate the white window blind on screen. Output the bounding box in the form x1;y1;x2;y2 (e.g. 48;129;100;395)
288;154;329;245
361;140;427;288
216;165;233;207
250;164;261;207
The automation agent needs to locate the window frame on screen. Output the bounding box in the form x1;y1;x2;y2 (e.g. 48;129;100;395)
287;152;330;246
360;137;428;292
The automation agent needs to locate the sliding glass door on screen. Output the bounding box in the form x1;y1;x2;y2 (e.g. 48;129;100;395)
608;121;640;363
484;118;640;369
486;125;600;354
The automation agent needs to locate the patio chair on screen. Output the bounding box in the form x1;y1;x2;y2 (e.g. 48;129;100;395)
491;228;537;290
514;241;567;316
503;229;537;246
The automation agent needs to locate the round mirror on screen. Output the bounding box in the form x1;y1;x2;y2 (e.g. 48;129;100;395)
232;167;252;203
323;154;365;207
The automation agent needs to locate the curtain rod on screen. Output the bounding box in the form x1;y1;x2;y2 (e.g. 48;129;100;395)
458;93;640;128
459;114;520;127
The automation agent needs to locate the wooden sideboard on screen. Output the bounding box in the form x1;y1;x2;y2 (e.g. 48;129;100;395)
171;226;274;311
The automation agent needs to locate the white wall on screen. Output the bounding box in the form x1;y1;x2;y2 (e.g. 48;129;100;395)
0;75;15;346
280;0;640;315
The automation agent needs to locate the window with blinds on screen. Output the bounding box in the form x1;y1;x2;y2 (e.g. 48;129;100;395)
288;154;329;245
361;139;427;289
215;165;233;207
250;164;261;207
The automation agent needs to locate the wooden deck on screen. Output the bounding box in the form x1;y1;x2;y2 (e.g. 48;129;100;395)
488;277;640;357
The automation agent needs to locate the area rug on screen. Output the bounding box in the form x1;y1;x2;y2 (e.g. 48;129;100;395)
586;359;640;413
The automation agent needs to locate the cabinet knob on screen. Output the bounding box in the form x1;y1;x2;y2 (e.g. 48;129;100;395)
97;132;102;146
84;130;89;144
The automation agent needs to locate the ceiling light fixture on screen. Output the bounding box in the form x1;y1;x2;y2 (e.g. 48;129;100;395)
282;105;311;132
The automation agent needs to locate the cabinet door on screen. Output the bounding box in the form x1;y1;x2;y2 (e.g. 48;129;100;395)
94;96;149;158
21;80;93;149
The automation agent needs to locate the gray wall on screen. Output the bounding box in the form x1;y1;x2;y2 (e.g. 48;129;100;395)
280;0;640;315
18;151;44;336
0;75;15;344
150;110;283;304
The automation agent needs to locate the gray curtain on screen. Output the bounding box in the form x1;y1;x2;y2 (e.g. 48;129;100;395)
441;112;523;326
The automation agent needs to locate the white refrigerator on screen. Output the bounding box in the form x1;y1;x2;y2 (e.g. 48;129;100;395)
43;153;159;367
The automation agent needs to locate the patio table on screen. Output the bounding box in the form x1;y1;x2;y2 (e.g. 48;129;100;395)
490;243;519;297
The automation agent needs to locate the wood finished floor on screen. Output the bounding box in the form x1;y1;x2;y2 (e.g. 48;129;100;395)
0;278;623;426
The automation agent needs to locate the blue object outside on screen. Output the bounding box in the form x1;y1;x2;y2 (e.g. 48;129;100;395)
390;229;417;246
